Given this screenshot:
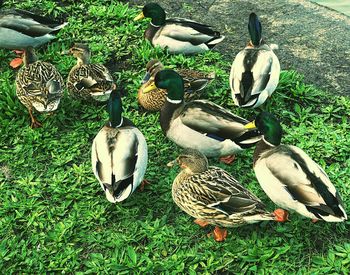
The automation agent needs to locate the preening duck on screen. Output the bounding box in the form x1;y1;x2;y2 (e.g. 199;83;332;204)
91;91;148;203
169;149;285;241
142;69;261;164
245;112;347;222
66;43;114;102
138;59;215;111
0;9;67;67
230;13;280;108
16;47;64;128
134;3;225;55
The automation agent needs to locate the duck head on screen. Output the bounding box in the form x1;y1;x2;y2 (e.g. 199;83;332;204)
22;47;38;66
134;3;166;26
142;69;184;101
142;59;164;84
248;13;262;46
68;43;91;65
245;112;282;146
169;149;209;174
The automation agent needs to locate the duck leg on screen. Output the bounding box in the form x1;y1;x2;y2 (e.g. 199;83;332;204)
219;155;235;165
273;208;289;222
207;226;228;242
139;179;150;191
10;50;24;69
28;108;42;128
194;219;209;227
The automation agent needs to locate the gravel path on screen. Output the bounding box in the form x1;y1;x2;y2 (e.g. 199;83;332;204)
130;0;350;96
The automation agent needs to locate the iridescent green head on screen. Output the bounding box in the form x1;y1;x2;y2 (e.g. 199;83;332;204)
248;13;262;46
246;112;282;146
255;112;282;145
107;90;123;128
153;69;185;101
134;3;166;26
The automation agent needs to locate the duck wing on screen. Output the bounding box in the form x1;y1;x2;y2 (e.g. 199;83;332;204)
185;167;267;217
261;145;346;220
162;18;221;45
180;100;260;144
0;9;67;37
177;68;215;94
73;64;113;91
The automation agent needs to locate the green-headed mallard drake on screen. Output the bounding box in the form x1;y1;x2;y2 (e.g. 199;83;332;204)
0;9;67;68
66;43;114;102
142;69;261;164
16;47;64;128
138;59;215;111
91;90;148;203
230;13;280;108
134;3;225;55
169;149;284;241
245;112;347;222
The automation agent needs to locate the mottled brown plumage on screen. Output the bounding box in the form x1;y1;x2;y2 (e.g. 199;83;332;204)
171;149;276;240
16;47;64;128
66;43;114;102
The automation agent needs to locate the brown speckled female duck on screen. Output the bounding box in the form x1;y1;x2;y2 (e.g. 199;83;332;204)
169;149;285;241
66;43;114;102
16;47;64;128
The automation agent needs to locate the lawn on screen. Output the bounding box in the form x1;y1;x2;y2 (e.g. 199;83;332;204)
0;0;349;273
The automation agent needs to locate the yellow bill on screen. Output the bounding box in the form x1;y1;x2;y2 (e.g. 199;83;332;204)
166;159;177;167
244;120;256;129
142;82;157;94
134;12;145;21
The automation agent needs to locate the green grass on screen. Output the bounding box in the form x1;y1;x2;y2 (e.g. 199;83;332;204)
1;0;350;273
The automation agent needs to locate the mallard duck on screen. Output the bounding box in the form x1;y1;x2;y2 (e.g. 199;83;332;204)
0;9;67;68
134;3;225;55
91;90;148;203
66;43;114;102
169;149;285;241
142;69;261;164
138;59;215;111
245;112;347;222
229;13;280;108
16;47;64;128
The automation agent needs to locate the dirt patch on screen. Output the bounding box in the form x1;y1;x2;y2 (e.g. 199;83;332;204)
130;0;350;96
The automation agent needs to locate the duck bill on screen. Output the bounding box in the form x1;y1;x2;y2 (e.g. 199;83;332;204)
244;120;257;130
60;49;70;55
141;72;151;84
167;158;178;167
134;12;145;21
142;82;157;94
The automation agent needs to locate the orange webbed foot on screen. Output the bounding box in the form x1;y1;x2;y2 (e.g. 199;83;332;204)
273;209;289;222
207;226;228;242
10;58;23;68
194;219;209;228
219;155;235;165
